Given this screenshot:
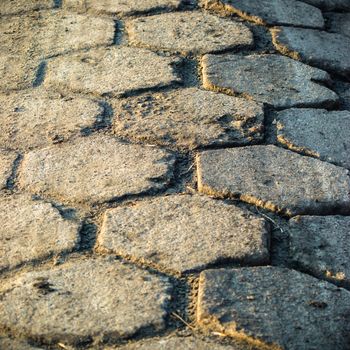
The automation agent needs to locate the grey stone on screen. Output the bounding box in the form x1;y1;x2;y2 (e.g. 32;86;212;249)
272;26;350;78
202;0;324;28
0;151;16;189
126;12;253;55
44;47;180;97
202;54;338;109
301;0;350;10
0;89;103;151
326;12;350;38
0;0;54;15
197;145;350;216
197;267;350;350
18;135;174;205
0;258;171;345
63;0;181;15
112;88;264;149
289;215;350;288
0;194;80;272
98;195;270;273
0;337;43;350
276;108;350;169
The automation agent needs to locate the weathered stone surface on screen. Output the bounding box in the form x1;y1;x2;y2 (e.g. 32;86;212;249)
0;258;171;345
112;88;264;148
202;54;338;109
301;0;350;10
0;337;43;350
63;0;181;15
45;47;180;97
0;0;54;15
202;0;324;28
0;151;16;189
197;145;350;216
272;27;350;78
0;90;103;151
127;12;253;55
276;108;350;169
0;194;80;272
98;195;270;273
326;12;350;38
197;267;350;350
19;135;174;205
289;215;350;288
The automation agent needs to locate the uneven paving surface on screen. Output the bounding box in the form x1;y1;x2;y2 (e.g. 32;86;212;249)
1;1;350;350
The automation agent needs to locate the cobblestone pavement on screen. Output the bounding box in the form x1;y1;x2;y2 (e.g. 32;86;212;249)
1;1;350;349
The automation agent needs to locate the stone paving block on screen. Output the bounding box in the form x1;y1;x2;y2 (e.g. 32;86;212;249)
276;108;350;169
63;0;181;16
326;12;350;38
0;337;43;350
112;88;264;149
197;267;350;350
202;54;338;109
98;195;270;273
0;194;80;272
19;135;174;205
0;151;17;189
289;215;350;288
202;0;324;28
0;90;103;151
272;27;350;78
197;145;350;216
0;0;54;16
44;47;180;97
126;12;253;55
301;0;350;10
0;258;171;345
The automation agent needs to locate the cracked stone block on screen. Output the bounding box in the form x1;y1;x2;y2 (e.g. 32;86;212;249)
326;12;350;38
197;145;350;216
0;194;80;272
301;0;350;10
0;257;171;345
0;337;43;350
202;0;324;28
0;89;103;151
197;267;350;350
112;88;264;149
289;215;350;288
276;108;350;169
19;135;174;205
272;27;350;79
126;11;253;55
202;54;338;109
63;0;181;15
0;151;17;189
44;47;180;97
98;195;270;273
0;0;54;16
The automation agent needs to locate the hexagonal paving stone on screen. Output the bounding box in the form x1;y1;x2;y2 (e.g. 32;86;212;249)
197;267;350;350
44;47;180;97
272;27;350;78
289;215;350;288
0;151;16;189
326;12;350;38
0;257;171;345
301;0;350;10
98;195;270;273
202;0;324;28
196;145;350;216
112;88;264;149
202;54;338;109
0;89;103;151
0;0;54;15
19;135;175;205
63;0;181;15
0;194;80;272
276;108;350;169
126;12;253;55
0;337;43;350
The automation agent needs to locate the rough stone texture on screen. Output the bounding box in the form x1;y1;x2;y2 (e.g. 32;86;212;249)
202;54;338;109
326;12;350;38
0;337;43;350
276;108;350;169
301;0;350;10
0;258;171;345
197;267;350;350
272;27;350;78
0;194;80;272
202;0;324;28
197;145;350;216
44;47;180;97
289;215;350;288
0;0;54;15
0;90;103;151
98;195;270;273
112;88;264;149
63;0;181;15
126;12;253;55
0;151;16;189
19;135;174;205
